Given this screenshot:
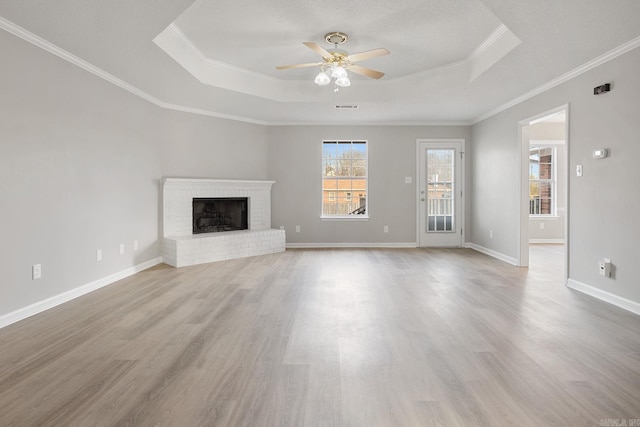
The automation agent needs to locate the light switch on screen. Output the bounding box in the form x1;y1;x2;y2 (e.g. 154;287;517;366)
576;165;583;177
32;264;42;280
404;176;412;184
593;149;608;159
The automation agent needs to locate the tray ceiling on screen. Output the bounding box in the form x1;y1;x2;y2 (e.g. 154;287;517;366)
1;0;639;124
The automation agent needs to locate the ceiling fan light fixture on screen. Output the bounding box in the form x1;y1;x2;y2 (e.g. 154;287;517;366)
335;76;351;87
314;71;331;86
331;66;348;79
276;32;389;92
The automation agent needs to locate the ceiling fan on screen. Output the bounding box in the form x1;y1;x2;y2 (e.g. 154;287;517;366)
276;32;390;91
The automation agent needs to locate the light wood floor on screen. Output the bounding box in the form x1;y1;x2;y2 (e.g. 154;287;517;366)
1;246;639;426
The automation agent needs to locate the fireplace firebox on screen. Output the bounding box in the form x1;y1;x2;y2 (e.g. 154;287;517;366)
192;197;248;234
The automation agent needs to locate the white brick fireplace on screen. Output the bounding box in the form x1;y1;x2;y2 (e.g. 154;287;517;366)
161;178;285;267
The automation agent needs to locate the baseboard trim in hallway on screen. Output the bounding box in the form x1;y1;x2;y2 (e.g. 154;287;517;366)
465;242;519;266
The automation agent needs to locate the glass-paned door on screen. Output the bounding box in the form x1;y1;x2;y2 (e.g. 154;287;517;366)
418;141;463;247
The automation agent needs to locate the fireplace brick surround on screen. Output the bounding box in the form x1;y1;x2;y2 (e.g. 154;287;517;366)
161;178;285;267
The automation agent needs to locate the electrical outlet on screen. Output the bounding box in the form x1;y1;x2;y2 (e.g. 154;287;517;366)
32;264;42;280
384;225;389;233
295;225;301;233
96;249;102;262
490;230;494;239
404;176;412;184
540;223;545;230
599;258;612;277
279;225;285;230
133;240;139;251
119;243;125;255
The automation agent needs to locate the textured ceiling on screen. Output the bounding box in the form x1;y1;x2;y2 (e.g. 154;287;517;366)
174;0;502;79
1;0;639;124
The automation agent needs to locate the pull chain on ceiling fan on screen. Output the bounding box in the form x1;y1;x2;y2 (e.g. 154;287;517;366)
276;32;390;92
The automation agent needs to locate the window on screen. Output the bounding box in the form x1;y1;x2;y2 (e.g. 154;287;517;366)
426;149;455;231
322;140;367;217
529;146;556;215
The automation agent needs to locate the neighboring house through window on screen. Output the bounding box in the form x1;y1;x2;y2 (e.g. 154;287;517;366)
529;146;556;215
322;140;367;217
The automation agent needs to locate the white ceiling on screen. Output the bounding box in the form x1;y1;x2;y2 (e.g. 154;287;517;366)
1;0;639;125
173;0;502;79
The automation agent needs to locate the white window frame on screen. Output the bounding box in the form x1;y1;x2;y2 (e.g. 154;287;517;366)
321;140;369;220
529;145;557;217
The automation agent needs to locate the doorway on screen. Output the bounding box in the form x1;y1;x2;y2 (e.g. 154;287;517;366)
416;139;465;247
517;105;569;282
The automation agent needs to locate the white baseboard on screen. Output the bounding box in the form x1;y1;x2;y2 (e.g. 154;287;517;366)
567;279;640;316
464;243;519;266
529;239;565;244
0;257;163;329
286;242;417;249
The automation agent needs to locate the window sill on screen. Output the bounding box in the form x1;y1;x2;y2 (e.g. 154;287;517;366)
529;215;559;220
321;215;370;221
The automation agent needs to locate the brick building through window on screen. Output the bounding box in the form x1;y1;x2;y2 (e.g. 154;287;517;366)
529;146;555;215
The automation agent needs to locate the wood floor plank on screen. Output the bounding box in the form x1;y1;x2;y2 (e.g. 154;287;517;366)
1;246;640;426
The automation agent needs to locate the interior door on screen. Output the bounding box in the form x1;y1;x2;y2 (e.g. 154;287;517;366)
418;141;463;247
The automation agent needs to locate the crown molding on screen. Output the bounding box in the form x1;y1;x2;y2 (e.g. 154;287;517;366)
471;34;640;124
469;24;508;60
265;120;472;126
0;15;161;105
3;15;639;128
157;101;269;125
0;16;269;126
0;15;472;126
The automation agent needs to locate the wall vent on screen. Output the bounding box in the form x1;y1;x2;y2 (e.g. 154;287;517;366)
335;105;359;109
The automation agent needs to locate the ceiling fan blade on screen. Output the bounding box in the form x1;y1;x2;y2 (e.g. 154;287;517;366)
276;61;323;70
349;64;385;79
347;48;390;63
303;41;333;59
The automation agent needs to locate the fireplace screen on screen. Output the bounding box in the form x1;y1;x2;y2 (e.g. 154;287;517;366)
192;198;248;234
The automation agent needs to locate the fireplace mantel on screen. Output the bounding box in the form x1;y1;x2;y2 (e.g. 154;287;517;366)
162;177;276;192
161;178;284;267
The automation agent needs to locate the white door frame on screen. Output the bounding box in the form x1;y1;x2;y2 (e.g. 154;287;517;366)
517;104;570;283
416;139;465;247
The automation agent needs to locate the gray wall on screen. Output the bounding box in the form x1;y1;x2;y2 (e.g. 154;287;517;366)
4;16;639;320
267;125;471;245
0;29;268;317
471;46;640;303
